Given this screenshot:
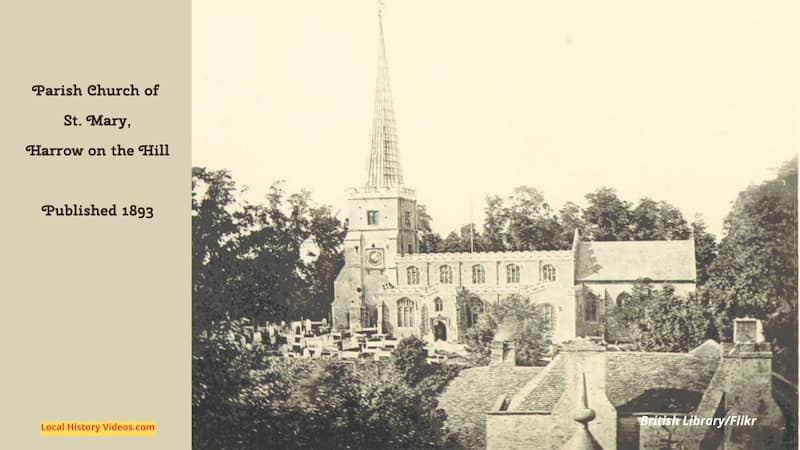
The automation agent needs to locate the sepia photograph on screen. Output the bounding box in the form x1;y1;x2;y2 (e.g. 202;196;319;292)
192;1;798;448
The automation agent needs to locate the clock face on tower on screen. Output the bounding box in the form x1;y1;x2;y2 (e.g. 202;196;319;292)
366;249;384;268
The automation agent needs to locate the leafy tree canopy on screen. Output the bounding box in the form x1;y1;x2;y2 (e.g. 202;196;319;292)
423;185;706;259
607;281;716;353
706;158;798;379
192;167;346;335
193;320;461;449
461;290;552;366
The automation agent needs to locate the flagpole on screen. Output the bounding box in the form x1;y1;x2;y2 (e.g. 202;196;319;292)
470;192;475;253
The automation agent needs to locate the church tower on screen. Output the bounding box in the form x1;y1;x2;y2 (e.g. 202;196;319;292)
332;3;418;331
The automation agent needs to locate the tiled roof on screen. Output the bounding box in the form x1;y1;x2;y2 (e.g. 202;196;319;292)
438;365;541;449
575;240;696;282
511;355;567;412
606;349;719;414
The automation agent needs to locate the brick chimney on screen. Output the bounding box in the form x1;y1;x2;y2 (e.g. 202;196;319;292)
490;340;515;366
490;322;516;366
720;318;785;450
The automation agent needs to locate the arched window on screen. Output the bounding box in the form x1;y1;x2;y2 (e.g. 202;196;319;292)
616;292;632;308
585;297;598;322
506;264;521;283
472;264;486;284
439;265;454;284
465;298;484;328
406;266;420;285
542;264;557;283
434;297;444;313
397;298;415;327
360;306;371;328
541;304;555;329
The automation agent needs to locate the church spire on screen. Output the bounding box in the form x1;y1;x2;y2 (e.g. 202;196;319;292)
366;0;403;188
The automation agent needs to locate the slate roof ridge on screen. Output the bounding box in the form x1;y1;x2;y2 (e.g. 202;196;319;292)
578;239;693;245
513;357;568;412
505;354;564;411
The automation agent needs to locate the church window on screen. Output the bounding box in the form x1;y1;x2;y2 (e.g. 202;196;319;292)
404;211;412;227
506;264;521;283
585;297;598;322
406;266;420;285
367;210;379;225
541;304;555;329
434;297;444;313
542;264;557;283
360;306;372;328
616;292;631;308
439;265;454;284
465;298;484;328
397;298;414;327
472;265;486;284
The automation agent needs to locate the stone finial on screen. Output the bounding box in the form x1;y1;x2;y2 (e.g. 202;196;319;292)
562;372;602;450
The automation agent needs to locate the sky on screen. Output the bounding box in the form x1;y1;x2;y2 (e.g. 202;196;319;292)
193;0;799;239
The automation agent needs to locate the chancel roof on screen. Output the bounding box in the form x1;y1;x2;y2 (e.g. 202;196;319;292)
575;240;696;282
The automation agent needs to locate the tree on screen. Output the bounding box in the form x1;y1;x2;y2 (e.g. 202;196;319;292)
706;158;798;380
608;281;715;352
483;195;507;251
691;218;718;286
192;168;346;334
192;319;313;449
442;230;466;253
439;224;483;253
417;203;444;253
295;204;347;320
393;335;429;386
630;198;690;240
476;186;565;251
461;291;552;366
558;201;586;246
504;186;563;251
192;168;242;335
193;323;458;449
583;187;634;240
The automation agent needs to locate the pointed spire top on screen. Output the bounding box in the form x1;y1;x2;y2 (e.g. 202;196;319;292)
365;0;403;189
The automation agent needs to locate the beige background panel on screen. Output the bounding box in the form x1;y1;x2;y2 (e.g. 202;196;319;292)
0;1;190;449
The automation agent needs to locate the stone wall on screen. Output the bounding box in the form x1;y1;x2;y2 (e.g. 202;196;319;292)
486;413;564;450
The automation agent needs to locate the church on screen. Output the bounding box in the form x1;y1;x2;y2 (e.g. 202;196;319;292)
331;8;696;345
